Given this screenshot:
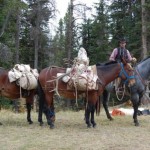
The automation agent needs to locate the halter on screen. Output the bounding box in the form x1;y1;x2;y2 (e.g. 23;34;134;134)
118;63;135;85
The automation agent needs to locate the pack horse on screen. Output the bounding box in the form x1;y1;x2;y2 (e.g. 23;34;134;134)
0;64;38;125
38;60;135;128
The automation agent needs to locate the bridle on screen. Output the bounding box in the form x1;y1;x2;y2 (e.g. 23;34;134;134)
118;63;135;85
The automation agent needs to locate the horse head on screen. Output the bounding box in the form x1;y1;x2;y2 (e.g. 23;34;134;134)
118;62;135;87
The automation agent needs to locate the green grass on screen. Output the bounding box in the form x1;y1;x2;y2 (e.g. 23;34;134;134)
0;108;150;150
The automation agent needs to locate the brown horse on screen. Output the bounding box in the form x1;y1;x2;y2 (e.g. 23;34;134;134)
37;61;135;129
0;67;37;125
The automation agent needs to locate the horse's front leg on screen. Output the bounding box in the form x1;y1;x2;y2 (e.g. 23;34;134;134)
85;105;91;128
26;103;33;124
131;93;140;126
38;104;44;126
90;105;96;128
38;97;45;126
133;104;140;126
102;90;113;120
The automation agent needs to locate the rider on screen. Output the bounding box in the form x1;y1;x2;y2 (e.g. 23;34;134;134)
109;38;136;91
109;38;136;63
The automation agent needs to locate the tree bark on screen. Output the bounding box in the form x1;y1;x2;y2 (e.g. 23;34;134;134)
15;8;21;63
0;11;11;38
34;0;40;69
141;0;147;58
67;0;74;67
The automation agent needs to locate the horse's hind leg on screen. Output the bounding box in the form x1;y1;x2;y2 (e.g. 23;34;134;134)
103;90;113;120
43;94;55;129
26;103;33;124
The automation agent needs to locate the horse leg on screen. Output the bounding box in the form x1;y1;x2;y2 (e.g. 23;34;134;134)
44;106;55;129
37;81;44;126
103;90;113;120
43;94;55;129
38;99;44;126
85;105;91;128
131;93;140;126
90;105;96;128
26;103;33;124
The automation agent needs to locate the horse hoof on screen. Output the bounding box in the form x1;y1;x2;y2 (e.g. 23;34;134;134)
135;123;140;126
109;118;114;121
29;121;33;124
40;122;44;126
93;124;97;128
87;124;91;128
50;124;55;129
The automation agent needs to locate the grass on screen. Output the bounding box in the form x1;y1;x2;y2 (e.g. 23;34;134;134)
0;108;150;150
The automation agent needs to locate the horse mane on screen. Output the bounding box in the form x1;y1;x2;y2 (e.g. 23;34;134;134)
137;56;150;65
96;61;118;66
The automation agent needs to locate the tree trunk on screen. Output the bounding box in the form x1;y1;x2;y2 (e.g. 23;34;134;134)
0;11;11;38
34;0;40;69
141;0;147;59
67;0;73;67
15;8;21;63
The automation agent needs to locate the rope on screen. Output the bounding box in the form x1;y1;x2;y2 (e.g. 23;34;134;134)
115;83;126;101
73;79;78;107
19;78;22;98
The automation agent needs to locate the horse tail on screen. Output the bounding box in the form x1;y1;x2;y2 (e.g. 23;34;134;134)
95;96;101;116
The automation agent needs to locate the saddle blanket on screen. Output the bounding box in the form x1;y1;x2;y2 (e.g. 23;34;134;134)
8;64;39;90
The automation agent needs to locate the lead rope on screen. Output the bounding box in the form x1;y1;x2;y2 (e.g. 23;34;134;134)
19;78;22;98
73;78;78;107
115;83;126;101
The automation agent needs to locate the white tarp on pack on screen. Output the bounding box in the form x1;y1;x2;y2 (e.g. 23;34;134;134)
8;64;39;90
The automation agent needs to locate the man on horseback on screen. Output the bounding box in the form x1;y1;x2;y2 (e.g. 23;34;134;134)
109;38;136;94
109;38;136;63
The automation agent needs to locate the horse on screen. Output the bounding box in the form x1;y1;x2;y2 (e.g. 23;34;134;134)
0;67;37;125
102;56;150;126
37;61;135;129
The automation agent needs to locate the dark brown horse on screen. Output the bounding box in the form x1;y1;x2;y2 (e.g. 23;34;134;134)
0;67;37;125
37;61;135;129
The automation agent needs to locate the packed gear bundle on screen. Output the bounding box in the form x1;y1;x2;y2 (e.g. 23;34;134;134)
8;64;39;90
57;48;98;91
